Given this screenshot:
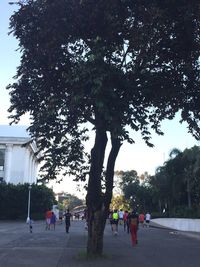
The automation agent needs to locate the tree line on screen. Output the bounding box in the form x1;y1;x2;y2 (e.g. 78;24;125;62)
117;146;200;218
0;182;84;220
0;183;56;220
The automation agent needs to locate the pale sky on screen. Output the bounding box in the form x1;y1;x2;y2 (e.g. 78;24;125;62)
0;1;198;198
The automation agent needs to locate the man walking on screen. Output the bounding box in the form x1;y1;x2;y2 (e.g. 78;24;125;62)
64;209;71;233
145;212;151;227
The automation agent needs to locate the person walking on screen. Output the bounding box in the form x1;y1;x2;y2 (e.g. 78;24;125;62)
118;209;124;225
123;210;129;232
128;209;139;246
139;212;145;227
109;210;114;232
50;211;57;230
58;210;63;224
45;209;52;230
64;209;71;233
145;212;151;227
112;209;119;235
126;211;131;234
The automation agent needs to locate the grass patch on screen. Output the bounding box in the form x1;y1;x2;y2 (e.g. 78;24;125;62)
75;250;112;261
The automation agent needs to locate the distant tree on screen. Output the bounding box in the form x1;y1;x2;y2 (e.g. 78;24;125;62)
139;172;150;185
110;195;129;211
57;193;83;210
181;146;200;208
118;170;154;212
150;166;174;214
149;146;200;216
163;152;184;212
119;170;140;205
0;183;56;219
8;0;200;256
169;148;182;159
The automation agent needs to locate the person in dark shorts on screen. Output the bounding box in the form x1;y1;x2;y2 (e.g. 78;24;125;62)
64;209;71;233
145;212;151;227
112;209;119;235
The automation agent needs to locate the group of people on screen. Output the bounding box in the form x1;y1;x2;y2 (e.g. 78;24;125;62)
45;209;72;233
45;207;151;246
109;209;151;246
138;212;151;227
45;210;57;230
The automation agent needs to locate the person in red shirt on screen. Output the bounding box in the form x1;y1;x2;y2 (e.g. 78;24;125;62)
128;210;139;246
45;209;52;230
139;213;145;227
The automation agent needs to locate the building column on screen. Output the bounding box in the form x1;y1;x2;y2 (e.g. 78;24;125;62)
30;155;34;184
24;147;30;183
4;144;13;183
32;158;38;184
28;153;33;184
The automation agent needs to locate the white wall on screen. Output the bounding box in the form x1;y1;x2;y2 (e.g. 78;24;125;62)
1;141;38;184
152;218;200;232
10;145;25;183
9;144;38;184
0;125;39;185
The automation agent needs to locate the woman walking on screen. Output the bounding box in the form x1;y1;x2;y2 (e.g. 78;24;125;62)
50;212;57;230
128;210;139;246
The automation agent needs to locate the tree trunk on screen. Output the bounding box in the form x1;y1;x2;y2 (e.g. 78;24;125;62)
86;130;121;257
86;129;107;256
104;135;122;211
186;176;192;209
158;199;162;213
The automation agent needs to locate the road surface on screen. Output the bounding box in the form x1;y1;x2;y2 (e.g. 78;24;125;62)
0;220;199;267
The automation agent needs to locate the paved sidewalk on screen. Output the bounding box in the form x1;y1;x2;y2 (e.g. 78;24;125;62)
0;220;200;267
151;221;200;240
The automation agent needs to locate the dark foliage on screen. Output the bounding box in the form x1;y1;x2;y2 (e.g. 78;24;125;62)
7;0;200;255
149;146;200;218
0;183;56;220
7;0;200;180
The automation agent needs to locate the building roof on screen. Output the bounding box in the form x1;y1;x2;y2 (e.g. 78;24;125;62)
0;125;30;138
0;125;40;156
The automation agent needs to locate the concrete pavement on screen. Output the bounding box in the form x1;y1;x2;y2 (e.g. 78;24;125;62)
0;220;200;267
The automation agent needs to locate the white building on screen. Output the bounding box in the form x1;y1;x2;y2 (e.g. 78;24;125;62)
0;125;39;184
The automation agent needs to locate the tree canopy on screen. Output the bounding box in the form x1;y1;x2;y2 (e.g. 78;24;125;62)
117;170;154;212
7;0;200;256
8;0;200;179
149;146;200;217
57;192;83;210
118;146;200;218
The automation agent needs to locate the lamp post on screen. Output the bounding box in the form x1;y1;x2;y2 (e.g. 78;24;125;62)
26;184;32;224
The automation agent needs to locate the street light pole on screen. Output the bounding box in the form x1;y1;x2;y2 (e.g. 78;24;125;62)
26;184;32;224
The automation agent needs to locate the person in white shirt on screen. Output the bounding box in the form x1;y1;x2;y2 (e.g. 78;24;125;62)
118;209;124;225
145;212;151;227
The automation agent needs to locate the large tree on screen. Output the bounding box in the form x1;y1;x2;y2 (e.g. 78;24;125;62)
181;146;200;208
7;0;200;256
149;146;200;215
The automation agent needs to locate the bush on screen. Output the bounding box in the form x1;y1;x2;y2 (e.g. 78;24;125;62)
0;182;56;220
151;206;200;219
